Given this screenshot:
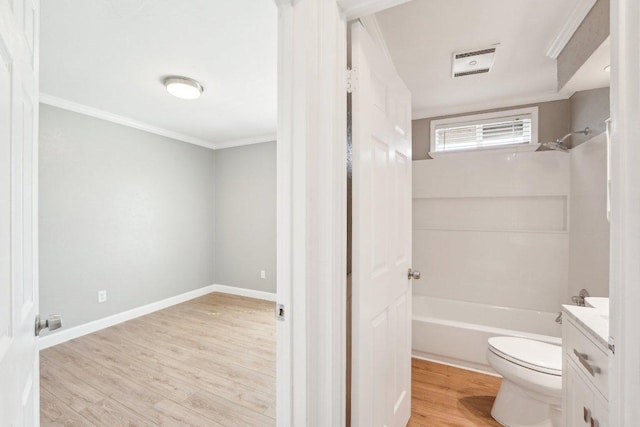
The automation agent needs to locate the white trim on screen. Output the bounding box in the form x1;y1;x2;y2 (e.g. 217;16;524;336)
276;3;295;425
338;0;412;20
428;143;541;159
37;284;276;350
429;106;539;153
39;93;217;150
359;15;392;64
411;352;501;378
412;92;569;121
39;93;277;150
609;0;640;424
213;134;277;150
214;284;277;301
545;0;598;59
276;1;347;425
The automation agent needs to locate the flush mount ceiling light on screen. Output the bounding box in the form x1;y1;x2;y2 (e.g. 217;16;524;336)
603;64;611;72
163;76;204;100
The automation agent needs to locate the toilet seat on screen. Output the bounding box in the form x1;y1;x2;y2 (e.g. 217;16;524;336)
488;337;562;376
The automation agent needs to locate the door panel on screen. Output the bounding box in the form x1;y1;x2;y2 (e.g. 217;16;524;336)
0;37;13;363
351;21;412;427
0;0;40;425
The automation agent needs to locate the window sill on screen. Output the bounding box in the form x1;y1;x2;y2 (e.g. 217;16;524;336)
428;143;541;159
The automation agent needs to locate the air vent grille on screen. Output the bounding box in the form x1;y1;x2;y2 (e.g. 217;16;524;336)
452;45;498;78
455;48;496;59
454;68;491;77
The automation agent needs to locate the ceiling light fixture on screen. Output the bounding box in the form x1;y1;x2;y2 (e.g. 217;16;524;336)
163;76;204;100
603;65;611;72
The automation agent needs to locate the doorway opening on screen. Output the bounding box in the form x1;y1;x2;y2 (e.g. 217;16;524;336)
347;1;611;425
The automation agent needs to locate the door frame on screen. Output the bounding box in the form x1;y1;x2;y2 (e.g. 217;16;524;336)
276;0;639;425
274;1;410;426
608;0;640;424
274;1;348;425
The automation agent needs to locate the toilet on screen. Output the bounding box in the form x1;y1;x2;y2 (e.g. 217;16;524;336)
487;337;562;427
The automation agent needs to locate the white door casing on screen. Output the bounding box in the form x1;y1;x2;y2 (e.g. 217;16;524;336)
609;0;640;425
275;0;347;425
351;21;412;427
0;0;40;425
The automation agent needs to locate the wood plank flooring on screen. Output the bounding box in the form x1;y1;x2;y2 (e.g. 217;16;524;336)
41;293;502;426
409;358;502;427
40;293;276;427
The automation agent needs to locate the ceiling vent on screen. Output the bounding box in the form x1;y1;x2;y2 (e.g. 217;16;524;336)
452;46;498;78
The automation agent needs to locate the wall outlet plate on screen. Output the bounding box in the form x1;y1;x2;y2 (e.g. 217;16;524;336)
260;270;266;279
98;290;107;303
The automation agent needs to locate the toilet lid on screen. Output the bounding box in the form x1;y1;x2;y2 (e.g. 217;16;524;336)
488;337;562;375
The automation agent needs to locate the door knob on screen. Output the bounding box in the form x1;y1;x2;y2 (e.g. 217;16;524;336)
35;314;62;336
408;268;421;280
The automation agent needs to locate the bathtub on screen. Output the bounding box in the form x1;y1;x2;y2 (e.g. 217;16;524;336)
412;295;562;374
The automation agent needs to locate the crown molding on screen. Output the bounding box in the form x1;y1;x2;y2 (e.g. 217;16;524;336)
39;93;277;150
214;133;277;150
545;0;597;59
338;0;411;20
40;93;218;149
412;92;570;121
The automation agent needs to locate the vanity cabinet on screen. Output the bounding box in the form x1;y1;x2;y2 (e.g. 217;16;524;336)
563;316;609;427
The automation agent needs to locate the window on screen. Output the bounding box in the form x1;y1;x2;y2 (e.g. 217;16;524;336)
429;107;539;154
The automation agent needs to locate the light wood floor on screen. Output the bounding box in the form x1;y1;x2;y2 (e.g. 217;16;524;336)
40;293;276;427
409;358;502;427
41;293;501;426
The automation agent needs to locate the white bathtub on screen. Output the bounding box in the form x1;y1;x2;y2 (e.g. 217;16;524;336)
412;295;562;374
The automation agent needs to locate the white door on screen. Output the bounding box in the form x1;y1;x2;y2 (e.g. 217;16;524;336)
351;21;413;427
0;0;40;425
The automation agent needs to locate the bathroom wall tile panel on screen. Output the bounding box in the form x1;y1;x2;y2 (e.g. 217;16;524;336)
413;150;570;199
413;196;567;232
412;229;569;313
568;134;609;300
412;148;571;313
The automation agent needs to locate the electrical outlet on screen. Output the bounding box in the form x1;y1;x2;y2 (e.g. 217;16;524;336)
260;270;266;279
98;290;107;303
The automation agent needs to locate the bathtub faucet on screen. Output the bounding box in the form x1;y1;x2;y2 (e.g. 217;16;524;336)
555;312;562;324
571;289;590;306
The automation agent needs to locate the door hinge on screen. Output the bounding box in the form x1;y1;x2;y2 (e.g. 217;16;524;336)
608;336;615;354
275;303;285;321
346;68;355;94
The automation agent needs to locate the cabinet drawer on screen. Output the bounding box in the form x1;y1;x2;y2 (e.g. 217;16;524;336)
565;319;609;400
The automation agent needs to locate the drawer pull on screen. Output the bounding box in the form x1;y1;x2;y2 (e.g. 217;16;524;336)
574;348;601;376
591;417;599;427
584;406;591;422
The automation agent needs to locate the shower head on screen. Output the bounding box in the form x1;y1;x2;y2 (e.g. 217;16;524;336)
536;127;591;153
537;140;570;152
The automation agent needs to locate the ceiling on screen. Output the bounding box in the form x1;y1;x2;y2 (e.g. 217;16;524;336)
375;0;581;118
40;0;277;147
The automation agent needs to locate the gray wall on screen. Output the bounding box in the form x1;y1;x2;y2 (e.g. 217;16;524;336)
39;105;216;330
214;142;277;293
40;105;278;331
570;87;610;147
411;100;571;160
558;0;610;89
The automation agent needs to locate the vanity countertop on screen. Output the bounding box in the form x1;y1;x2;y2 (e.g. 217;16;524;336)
562;304;609;349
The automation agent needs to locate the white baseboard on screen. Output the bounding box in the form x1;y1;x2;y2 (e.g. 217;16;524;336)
214;284;277;302
411;351;501;377
38;284;276;350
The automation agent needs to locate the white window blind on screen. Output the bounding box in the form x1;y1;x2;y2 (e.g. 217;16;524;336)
433;113;533;153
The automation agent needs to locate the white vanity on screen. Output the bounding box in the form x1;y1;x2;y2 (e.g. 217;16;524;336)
562;299;610;427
